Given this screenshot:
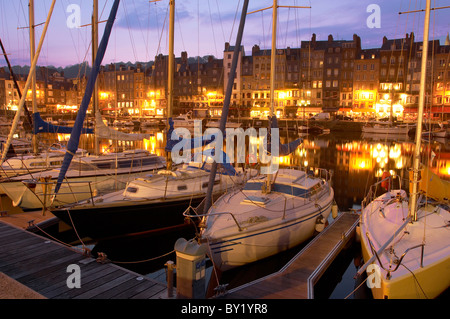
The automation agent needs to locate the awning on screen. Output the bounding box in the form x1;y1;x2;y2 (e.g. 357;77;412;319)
353;108;375;113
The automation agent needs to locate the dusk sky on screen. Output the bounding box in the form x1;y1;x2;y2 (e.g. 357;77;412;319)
0;0;449;68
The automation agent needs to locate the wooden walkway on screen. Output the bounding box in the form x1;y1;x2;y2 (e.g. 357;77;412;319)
0;221;168;299
222;212;360;299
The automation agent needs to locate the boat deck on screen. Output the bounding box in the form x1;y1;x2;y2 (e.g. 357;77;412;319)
0;221;168;299
220;212;360;299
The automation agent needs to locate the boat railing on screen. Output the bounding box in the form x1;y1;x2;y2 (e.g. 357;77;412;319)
280;165;333;183
21;179;97;209
183;206;244;232
362;174;403;210
365;231;424;279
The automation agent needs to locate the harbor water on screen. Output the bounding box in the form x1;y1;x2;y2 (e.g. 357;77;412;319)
3;121;449;299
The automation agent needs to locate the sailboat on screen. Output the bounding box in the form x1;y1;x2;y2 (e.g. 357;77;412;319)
190;0;335;272
49;0;257;240
358;0;450;299
0;0;166;210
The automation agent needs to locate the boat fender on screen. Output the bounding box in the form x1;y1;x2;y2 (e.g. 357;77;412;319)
332;203;338;219
355;225;361;243
381;171;391;190
315;215;325;232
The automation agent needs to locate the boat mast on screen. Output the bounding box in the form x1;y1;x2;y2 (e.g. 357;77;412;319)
409;0;431;222
29;0;38;154
93;0;100;155
0;0;56;166
260;0;309;193
166;0;175;171
203;0;250;214
265;0;279;193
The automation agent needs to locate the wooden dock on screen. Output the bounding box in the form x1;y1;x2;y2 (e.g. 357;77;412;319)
221;212;360;299
0;221;168;299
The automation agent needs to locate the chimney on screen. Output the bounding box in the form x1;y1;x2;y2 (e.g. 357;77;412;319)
328;34;333;42
312;33;316;45
225;42;230;51
252;44;260;55
181;51;188;63
383;36;388;45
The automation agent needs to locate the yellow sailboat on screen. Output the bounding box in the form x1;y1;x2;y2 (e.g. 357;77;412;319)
358;0;450;299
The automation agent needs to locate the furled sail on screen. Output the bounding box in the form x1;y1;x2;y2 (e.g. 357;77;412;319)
54;0;120;195
164;117;217;153
94;111;149;140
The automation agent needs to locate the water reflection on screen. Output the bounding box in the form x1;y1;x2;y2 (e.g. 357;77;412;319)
34;125;449;214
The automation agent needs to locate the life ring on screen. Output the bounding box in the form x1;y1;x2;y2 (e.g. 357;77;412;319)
381;171;391;190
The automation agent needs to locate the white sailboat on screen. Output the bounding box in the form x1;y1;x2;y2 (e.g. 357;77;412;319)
0;149;165;211
358;0;450;299
192;0;334;272
0;145;88;178
361;121;413;135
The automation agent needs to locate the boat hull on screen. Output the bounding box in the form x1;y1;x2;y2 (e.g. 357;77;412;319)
0;168;161;210
360;188;450;299
205;198;333;271
51;195;205;240
362;125;410;135
361;234;450;299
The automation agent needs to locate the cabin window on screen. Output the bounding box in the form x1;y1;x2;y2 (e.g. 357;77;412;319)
178;185;188;191
126;187;138;193
30;162;46;167
202;182;209;188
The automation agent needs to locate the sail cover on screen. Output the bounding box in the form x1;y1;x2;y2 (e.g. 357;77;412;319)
54;0;120;194
33;112;93;134
267;116;302;156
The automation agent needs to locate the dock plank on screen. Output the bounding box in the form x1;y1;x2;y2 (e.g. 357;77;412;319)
0;221;168;299
92;276;146;299
222;212;360;299
73;272;137;299
111;280;161;299
129;283;166;299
